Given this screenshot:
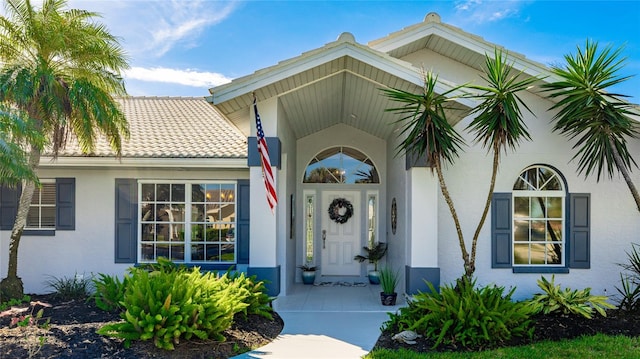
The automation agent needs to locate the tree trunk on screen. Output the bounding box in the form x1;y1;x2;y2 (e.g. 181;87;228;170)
433;157;470;278
470;144;500;276
609;137;640;213
0;146;41;299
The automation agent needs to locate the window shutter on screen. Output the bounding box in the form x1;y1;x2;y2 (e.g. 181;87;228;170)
115;179;138;263
237;179;250;264
568;193;590;268
491;192;512;268
0;185;20;230
56;178;75;230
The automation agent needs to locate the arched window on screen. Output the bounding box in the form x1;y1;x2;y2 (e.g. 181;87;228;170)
303;147;379;184
512;165;565;266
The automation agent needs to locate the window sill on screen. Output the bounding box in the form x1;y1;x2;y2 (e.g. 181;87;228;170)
23;230;55;236
512;266;569;274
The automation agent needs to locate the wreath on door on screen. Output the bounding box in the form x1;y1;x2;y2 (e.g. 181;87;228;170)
328;198;353;224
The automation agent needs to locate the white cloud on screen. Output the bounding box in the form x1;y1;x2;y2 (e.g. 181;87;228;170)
125;67;232;87
454;0;524;24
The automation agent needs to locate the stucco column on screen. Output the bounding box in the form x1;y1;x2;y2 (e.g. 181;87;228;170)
405;167;440;293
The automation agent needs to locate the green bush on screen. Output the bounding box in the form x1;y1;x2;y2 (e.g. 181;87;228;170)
384;277;534;349
97;259;273;350
45;273;92;300
92;273;127;312
527;275;614;319
616;243;640;312
220;271;274;320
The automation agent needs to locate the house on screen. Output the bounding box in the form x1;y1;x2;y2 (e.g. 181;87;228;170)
1;12;638;300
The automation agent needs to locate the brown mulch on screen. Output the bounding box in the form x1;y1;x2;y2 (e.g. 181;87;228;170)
2;294;640;358
373;309;640;353
0;294;283;358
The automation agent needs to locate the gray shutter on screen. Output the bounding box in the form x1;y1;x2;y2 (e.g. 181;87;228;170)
115;179;138;263
491;192;512;268
0;185;19;230
56;178;75;230
568;193;590;268
237;179;250;264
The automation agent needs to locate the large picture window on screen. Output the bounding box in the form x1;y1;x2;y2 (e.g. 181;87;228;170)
139;181;236;263
512;166;565;266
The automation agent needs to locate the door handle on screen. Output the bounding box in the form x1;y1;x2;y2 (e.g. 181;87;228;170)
322;230;326;249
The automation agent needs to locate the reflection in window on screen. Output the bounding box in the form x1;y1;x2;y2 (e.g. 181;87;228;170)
305;194;315;263
512;166;564;266
303;147;379;184
26;179;56;229
139;182;236;263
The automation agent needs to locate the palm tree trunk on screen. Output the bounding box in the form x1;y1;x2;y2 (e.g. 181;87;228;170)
1;146;40;299
609;137;640;213
433;157;470;277
470;144;500;276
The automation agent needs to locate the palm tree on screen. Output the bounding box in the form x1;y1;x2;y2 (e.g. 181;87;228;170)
543;40;640;212
0;105;44;186
0;0;129;299
382;71;471;277
464;48;541;276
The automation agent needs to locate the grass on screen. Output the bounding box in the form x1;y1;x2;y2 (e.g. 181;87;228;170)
366;334;640;359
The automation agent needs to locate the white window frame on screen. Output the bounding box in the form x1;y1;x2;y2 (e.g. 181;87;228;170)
25;179;56;230
512;166;565;267
137;180;237;264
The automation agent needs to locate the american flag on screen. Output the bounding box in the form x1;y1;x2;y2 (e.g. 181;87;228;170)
254;97;278;211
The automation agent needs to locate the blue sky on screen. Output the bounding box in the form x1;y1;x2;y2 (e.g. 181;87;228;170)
60;1;640;102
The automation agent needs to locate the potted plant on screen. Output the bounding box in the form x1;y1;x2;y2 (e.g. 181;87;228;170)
354;242;387;284
298;264;318;285
379;266;399;306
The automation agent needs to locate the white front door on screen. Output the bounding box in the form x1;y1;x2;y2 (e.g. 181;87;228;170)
321;191;360;276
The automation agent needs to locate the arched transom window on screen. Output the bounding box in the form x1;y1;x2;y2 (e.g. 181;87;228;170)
303;147;379;184
512;165;565;266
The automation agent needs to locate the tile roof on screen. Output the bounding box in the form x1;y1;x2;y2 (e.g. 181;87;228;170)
59;97;247;159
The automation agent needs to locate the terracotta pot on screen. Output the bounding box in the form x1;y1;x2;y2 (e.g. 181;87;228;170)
380;292;397;306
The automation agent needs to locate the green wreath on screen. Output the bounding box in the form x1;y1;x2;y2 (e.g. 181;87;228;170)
328;198;353;224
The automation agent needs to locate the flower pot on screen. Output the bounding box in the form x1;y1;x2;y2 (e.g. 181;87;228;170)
368;271;381;284
380;292;397;306
301;271;316;285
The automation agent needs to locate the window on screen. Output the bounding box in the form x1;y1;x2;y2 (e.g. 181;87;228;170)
139;181;236;263
512;166;565;266
303;147;379;184
304;191;315;264
492;165;590;271
26;179;56;230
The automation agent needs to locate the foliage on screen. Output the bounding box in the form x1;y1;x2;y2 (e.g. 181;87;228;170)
354;242;388;271
527;275;615;319
97;260;273;350
616;243;640;312
0;294;31;311
0;106;43;186
542;40;640;212
91;273;128;312
462;48;541;277
366;334;640;359
383;278;534;349
379;267;399;295
45;273;93;300
218;271;274;320
0;0;130;299
298;264;318;271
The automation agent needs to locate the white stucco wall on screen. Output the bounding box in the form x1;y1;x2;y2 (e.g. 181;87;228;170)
0;166;248;294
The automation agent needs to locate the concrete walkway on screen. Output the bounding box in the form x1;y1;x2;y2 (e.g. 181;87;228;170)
233;282;404;359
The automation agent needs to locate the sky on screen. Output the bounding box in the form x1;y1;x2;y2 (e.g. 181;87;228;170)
16;0;640;101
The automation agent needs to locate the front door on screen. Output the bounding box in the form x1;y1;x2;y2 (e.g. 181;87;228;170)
321;191;360;276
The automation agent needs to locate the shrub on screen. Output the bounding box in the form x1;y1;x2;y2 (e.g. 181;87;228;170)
220;271;274;320
97;260;267;350
45;273;92;300
383;277;534;349
527;275;614;319
91;274;127;312
616;243;640;312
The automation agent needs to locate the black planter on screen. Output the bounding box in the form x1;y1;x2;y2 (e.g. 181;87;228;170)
380;292;397;306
